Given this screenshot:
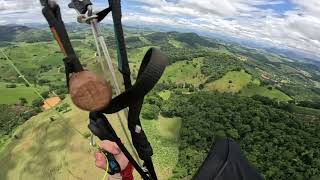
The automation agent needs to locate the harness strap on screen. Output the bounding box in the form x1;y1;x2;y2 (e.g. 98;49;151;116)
96;7;112;22
42;4;84;74
108;1;165;179
101;47;167;180
101;48;168;114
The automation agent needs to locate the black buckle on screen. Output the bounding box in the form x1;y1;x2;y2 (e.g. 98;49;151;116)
68;0;92;14
97;7;112;22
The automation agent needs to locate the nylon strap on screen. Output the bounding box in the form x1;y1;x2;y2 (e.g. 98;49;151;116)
106;1;166;179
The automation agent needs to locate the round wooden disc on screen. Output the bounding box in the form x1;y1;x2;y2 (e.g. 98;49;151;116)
69;71;112;112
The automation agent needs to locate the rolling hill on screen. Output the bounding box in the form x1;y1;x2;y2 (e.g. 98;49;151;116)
0;25;52;43
0;24;319;179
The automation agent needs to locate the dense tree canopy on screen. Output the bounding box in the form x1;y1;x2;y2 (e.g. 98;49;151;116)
201;52;243;82
0;104;38;137
161;92;320;180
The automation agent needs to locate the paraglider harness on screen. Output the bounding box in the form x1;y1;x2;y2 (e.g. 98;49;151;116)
40;0;168;179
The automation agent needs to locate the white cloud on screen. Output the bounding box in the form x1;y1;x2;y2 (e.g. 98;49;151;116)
0;0;39;11
0;0;319;58
124;0;320;58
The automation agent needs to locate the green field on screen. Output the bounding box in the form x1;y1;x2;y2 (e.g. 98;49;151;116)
157;116;181;140
168;39;184;48
0;83;48;105
241;86;292;101
142;116;181;179
205;70;252;93
128;46;158;63
1;27;320;180
204;70;292;101
293;106;320;116
161;58;207;86
0;97;181;180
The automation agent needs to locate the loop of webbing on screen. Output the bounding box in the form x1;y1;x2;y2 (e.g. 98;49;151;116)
101;48;168;114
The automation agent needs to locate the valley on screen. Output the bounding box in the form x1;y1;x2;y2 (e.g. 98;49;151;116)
0;24;319;179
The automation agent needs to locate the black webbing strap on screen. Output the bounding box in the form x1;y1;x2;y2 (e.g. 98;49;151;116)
63;55;83;88
100;47;168;180
97;7;112;22
41;3;84;87
108;0;131;88
100;48;168;114
107;1;163;179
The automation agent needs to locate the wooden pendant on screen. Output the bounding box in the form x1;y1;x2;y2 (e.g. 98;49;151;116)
69;71;112;112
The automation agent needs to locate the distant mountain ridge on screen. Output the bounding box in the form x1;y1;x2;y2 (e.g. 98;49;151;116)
0;25;52;43
3;23;320;66
100;22;320;64
0;25;31;41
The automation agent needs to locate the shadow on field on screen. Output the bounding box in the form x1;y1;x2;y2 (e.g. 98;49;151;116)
0;116;75;180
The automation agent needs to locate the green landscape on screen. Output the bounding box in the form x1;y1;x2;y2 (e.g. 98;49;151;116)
0;24;319;180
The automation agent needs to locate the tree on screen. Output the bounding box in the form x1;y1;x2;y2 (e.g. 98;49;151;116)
142;104;160;120
32;98;43;108
166;92;320;179
6;83;16;88
226;129;240;139
59;94;66;100
38;79;50;85
19;97;28;105
41;90;50;98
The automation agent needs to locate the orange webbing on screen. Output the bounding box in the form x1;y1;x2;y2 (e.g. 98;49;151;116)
50;27;67;56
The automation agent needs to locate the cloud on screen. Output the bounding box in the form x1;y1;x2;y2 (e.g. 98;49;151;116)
0;0;39;12
124;0;320;58
0;0;319;58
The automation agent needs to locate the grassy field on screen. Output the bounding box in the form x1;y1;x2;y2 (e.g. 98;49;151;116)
142;116;181;179
168;39;184;48
205;70;252;93
157;116;181;141
0;41;98;84
204;70;292;101
1;29;318;180
161;58;207;86
0;97;181;180
241;86;292;101
293;106;320;116
0;82;48;105
128;46;158;63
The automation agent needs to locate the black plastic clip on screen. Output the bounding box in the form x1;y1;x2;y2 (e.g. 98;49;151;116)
68;0;92;14
89;112;122;175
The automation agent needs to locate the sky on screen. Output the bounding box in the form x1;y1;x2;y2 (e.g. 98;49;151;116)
0;0;320;58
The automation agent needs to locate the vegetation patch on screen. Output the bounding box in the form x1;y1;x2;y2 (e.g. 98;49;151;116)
205;70;252;93
201;52;244;83
0;82;48;105
161;58;206;86
157;116;181;140
158;90;171;100
162;92;320;180
241;86;292;102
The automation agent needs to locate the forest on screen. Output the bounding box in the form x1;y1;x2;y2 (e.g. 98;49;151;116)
159;92;320;180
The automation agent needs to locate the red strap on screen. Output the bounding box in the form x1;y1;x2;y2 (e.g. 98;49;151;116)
120;163;134;180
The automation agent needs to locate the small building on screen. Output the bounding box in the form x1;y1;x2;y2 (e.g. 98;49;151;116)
42;96;61;110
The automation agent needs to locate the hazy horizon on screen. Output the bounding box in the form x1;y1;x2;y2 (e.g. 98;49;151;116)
1;0;320;59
